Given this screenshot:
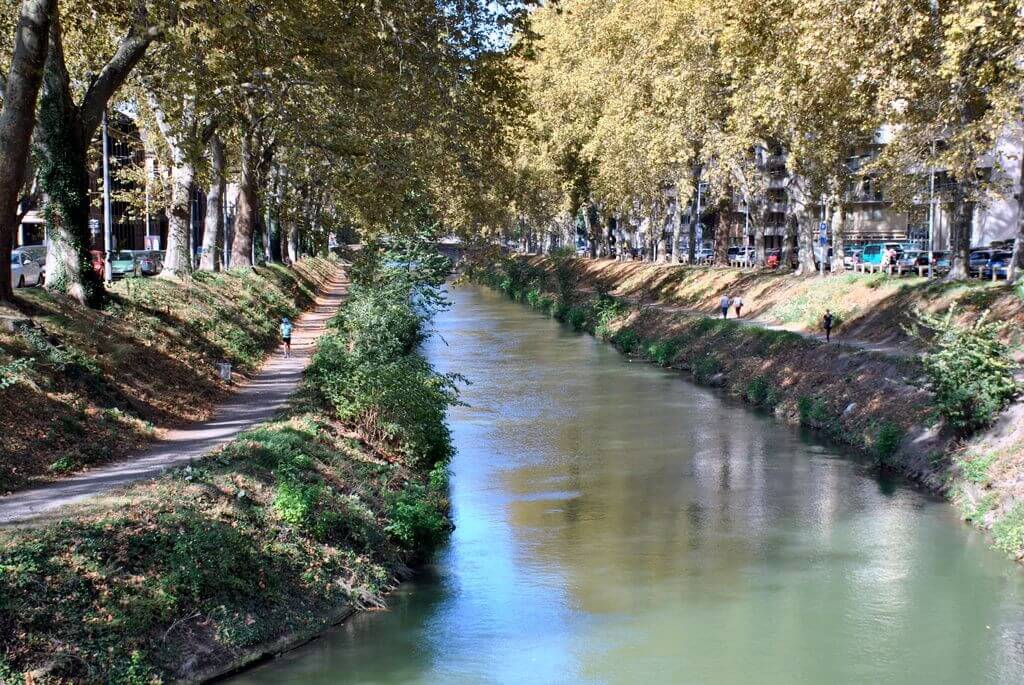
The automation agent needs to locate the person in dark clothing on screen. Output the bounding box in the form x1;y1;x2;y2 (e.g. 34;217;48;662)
719;294;731;319
823;310;834;342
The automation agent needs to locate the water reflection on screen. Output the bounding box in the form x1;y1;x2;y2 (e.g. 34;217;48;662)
232;284;1024;685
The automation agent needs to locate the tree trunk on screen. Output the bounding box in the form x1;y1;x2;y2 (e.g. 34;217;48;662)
830;199;846;273
790;177;817;275
781;212;797;270
161;163;194;277
584;203;596;258
38;13;160;305
688;195;697;264
0;0;54;304
38;25;97;305
946;181;972;280
199;134;224;271
671;189;682;264
753;199;766;267
231;134;258;268
1009;143;1023;283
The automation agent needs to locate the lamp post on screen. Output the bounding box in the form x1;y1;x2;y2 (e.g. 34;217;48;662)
101;109;113;283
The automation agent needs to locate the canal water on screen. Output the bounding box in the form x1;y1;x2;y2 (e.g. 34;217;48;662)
233;284;1024;684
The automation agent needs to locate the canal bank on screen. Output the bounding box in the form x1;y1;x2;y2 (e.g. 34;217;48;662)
468;256;1024;563
0;249;457;683
230;283;1024;684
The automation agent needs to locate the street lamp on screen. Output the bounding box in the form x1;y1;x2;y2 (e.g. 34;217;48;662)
101;109;113;283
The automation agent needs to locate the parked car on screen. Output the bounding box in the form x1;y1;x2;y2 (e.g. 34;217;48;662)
928;250;950;273
968;249;993;277
727;245;754;264
10;250;43;288
694;247;715;264
108;250;143;278
897;250;928;269
981;251;1013;280
859;242;903;266
137;250;163;276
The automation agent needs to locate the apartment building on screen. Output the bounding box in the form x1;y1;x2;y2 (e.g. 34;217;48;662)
723;126;1022;251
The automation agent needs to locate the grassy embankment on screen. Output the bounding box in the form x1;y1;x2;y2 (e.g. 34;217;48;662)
0;245;457;683
0;258;336;494
468;255;1024;561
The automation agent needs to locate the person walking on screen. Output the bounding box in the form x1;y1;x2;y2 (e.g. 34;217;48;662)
822;309;834;342
732;295;744;318
719;294;731;319
280;316;294;358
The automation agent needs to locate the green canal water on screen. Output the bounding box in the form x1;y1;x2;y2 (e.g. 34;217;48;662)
232;284;1024;684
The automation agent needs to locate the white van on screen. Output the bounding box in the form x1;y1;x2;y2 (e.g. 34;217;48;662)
11;249;43;287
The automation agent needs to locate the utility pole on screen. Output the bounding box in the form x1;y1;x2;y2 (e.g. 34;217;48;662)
101;109;113;283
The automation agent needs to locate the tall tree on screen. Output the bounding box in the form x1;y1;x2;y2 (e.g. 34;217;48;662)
0;0;55;303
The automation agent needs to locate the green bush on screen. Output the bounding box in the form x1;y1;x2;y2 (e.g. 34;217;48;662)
874;422;903;461
592;295;627;339
957;452;997;483
647;339;680;366
797;396;832;425
565;305;591;332
308;237;461;467
745;375;779;407
692;354;722;383
386;483;450;552
991;504;1024;557
611;328;641;353
915;307;1019;434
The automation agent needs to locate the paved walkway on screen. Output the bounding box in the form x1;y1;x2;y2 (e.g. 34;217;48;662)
623;296;918;358
0;274;349;526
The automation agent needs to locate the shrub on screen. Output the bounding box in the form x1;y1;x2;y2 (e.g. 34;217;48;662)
874;422;903;461
386;483;450;552
692;354;722;383
647;339;680;366
592;295;627;339
797;396;831;425
745;375;779;408
565;305;591;332
957;452;997;483
991;504;1024;557
914;307;1019;434
273;479;323;526
611;329;641;353
308;239;461;467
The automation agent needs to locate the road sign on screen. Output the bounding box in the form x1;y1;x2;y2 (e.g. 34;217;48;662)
819;221;828;246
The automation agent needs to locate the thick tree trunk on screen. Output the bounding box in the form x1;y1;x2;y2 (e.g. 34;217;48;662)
1009;145;1024;283
0;0;54;304
671;188;682;264
781;212;797;270
38;13;160;305
584;203;596;258
38;29;98;305
162;163;195;277
830;199;846;273
946;181;972;280
231;136;258;268
753;201;766;267
199;134;224;271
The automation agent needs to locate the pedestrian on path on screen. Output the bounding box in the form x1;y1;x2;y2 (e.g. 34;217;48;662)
280;316;294;357
719;294;731;319
732;295;744;318
822;309;834;342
